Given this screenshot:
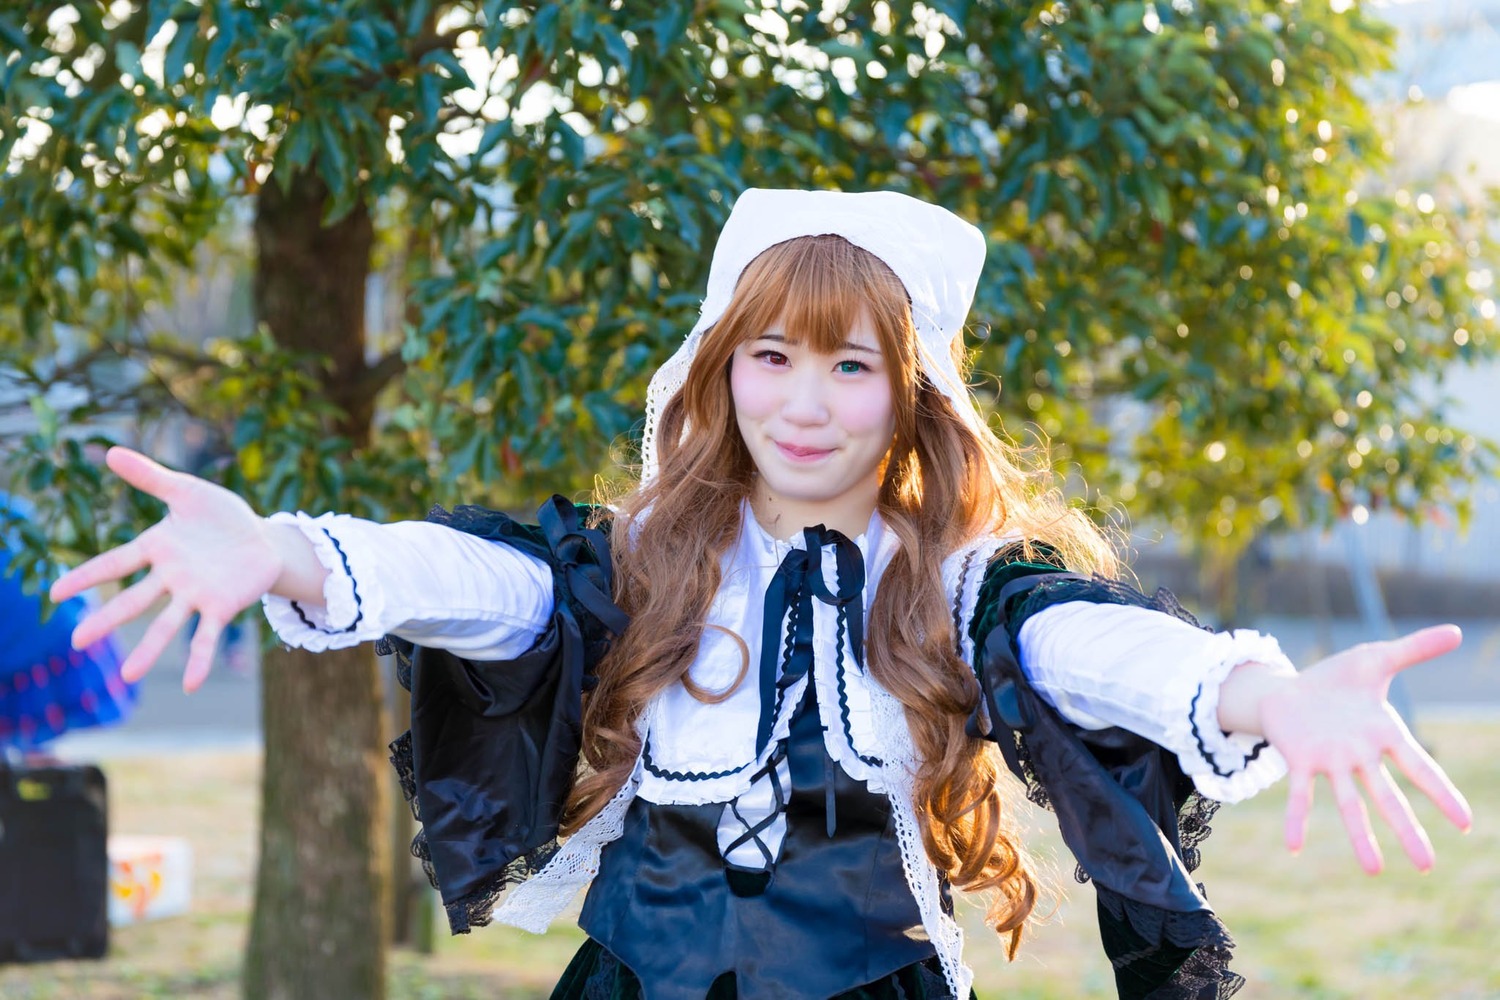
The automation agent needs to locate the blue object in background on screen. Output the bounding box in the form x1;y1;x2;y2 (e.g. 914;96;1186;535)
0;495;137;750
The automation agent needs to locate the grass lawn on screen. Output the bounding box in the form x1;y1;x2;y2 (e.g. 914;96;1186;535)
3;716;1496;999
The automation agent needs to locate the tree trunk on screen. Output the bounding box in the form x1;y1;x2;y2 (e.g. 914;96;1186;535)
245;644;391;999
387;679;429;951
245;171;389;999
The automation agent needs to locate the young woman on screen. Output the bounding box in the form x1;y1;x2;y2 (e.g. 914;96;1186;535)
52;189;1470;1000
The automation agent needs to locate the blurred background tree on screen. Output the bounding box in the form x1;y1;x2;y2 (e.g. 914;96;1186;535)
2;1;1496;996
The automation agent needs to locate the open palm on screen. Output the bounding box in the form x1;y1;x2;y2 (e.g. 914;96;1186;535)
50;447;283;691
1261;625;1473;873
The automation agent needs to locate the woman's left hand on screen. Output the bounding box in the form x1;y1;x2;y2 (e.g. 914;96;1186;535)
1255;625;1472;874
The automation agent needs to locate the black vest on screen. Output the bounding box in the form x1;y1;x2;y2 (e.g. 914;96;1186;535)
578;682;938;1000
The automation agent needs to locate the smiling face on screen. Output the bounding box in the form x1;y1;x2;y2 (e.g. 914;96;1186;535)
667;234;920;540
730;314;896;539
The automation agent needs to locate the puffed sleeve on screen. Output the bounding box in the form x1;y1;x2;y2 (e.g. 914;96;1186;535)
259;511;554;659
1017;600;1290;803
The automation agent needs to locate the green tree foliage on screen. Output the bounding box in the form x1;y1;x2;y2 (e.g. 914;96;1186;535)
2;0;1497;993
3;1;1497;565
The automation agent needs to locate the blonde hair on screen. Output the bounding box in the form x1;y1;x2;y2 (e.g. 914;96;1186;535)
566;235;1117;955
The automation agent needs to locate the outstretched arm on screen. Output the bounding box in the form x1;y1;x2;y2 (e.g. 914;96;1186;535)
1018;600;1472;874
50;447;327;690
1217;626;1472;874
51;446;555;691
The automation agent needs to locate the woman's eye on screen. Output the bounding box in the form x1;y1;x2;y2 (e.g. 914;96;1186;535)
836;360;868;374
754;350;789;366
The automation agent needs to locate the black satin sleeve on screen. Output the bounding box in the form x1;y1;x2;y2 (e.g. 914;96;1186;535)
379;495;627;934
965;545;1244;1000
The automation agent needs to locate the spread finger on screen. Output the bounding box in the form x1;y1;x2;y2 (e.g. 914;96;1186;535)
71;574;164;650
1331;771;1382;875
119;597;192;683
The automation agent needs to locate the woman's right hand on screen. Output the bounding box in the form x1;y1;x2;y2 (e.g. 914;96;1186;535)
49;447;294;691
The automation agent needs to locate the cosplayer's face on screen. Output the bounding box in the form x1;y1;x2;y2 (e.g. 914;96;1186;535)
729;312;895;538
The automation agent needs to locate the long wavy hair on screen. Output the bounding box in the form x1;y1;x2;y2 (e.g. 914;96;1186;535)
565;234;1118;956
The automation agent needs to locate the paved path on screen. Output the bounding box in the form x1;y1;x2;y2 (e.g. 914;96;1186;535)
51;621;266;760
49;613;1500;761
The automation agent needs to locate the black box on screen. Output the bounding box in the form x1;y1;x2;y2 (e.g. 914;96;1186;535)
0;762;109;962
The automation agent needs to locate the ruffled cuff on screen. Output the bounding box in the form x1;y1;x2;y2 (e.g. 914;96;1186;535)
260;511;388;651
1173;629;1290;803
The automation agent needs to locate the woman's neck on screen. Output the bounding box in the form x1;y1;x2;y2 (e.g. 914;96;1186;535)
747;484;877;542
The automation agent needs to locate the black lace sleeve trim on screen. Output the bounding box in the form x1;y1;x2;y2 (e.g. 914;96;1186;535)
966;553;1246;999
288;527;365;635
380;496;626;936
386;720;561;933
1017;574;1273;782
1189;683;1236;779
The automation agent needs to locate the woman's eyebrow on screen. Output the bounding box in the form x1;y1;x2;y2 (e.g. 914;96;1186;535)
754;332;879;354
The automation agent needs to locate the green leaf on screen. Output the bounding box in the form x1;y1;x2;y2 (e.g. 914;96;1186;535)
404;0;433;39
0;16;28;52
533;5;561;57
163;16;197;82
598;24;632;70
475;119;509;161
204;10;238;82
29;396;58;444
1108;117;1149;164
1349;211;1367;246
316;113;351;204
652;4;689;56
281;118;316;173
107;220;152;258
115;40;145;80
1026;170;1051;223
417;71;442;125
475;240;506;273
553;115;585;169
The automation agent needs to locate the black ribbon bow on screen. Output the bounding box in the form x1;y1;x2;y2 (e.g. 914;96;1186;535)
753;525;866;759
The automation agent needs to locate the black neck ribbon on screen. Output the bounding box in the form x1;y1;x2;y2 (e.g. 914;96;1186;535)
753;525;866;759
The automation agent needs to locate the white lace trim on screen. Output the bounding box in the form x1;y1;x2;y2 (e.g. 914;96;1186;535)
492;673;977;1000
941;531;1019;665
493;526;1002;997
1172;629;1291;803
638;674;808;806
491;754;644;934
870;682;972;1000
259;511;386;651
636;512;897;803
640;190;988;484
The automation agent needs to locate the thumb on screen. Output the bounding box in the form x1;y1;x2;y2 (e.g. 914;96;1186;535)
1377;624;1463;678
106;447;189;504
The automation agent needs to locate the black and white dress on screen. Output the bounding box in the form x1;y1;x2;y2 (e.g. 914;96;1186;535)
260;500;1287;1000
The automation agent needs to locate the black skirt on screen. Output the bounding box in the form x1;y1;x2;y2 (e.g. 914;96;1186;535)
551;938;974;1000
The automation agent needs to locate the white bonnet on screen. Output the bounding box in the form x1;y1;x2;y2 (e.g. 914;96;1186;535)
641;188;989;480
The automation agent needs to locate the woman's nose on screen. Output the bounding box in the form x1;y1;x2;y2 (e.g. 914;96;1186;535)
779;373;831;425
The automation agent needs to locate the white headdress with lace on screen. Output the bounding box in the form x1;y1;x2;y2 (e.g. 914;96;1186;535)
640;188;989;481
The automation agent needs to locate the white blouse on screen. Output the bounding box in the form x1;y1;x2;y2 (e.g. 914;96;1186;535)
260;505;1290;997
261;505;1287;804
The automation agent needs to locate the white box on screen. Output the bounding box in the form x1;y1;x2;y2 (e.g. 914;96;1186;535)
107;835;193;925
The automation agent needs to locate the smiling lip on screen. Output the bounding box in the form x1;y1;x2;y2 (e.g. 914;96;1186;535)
775;441;834;462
